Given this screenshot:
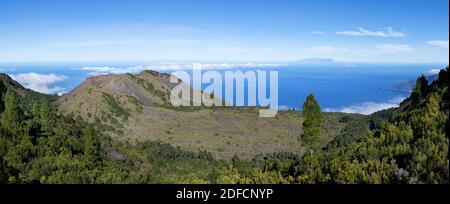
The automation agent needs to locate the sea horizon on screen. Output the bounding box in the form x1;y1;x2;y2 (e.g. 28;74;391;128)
1;61;446;115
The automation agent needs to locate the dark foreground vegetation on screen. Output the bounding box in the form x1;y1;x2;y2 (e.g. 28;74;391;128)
0;67;448;184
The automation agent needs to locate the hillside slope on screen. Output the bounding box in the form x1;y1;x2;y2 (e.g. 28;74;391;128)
0;74;56;112
391;74;439;92
0;74;30;96
57;70;351;159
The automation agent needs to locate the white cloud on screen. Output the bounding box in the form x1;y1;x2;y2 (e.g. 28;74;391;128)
80;63;283;75
427;69;441;75
278;105;294;110
336;27;405;37
311;31;325;35
387;96;407;104
323;96;406;115
427;40;449;49
385;27;405;37
81;66;149;75
10;73;67;95
376;44;413;52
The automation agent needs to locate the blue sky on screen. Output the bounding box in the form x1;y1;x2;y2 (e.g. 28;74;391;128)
0;0;448;63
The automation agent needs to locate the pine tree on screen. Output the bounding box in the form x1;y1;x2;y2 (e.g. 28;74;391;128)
39;99;57;135
83;125;101;164
2;90;24;137
411;75;428;104
437;67;449;86
301;94;323;152
0;82;6;112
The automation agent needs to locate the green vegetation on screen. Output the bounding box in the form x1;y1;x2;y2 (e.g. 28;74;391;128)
0;67;448;184
263;67;449;184
143;70;161;77
129;74;169;103
301;94;324;152
102;92;130;120
326;115;371;150
127;95;144;112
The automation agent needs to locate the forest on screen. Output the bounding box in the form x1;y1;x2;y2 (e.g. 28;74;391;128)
0;67;448;184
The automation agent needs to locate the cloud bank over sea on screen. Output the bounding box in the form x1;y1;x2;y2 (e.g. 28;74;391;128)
10;72;67;95
79;63;283;76
323;96;407;115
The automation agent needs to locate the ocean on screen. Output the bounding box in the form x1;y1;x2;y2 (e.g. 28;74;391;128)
0;62;444;115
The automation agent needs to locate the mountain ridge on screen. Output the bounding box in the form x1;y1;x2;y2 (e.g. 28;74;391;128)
54;70;350;159
390;74;439;92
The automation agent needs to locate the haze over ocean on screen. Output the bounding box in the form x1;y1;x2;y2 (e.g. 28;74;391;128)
0;62;443;114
